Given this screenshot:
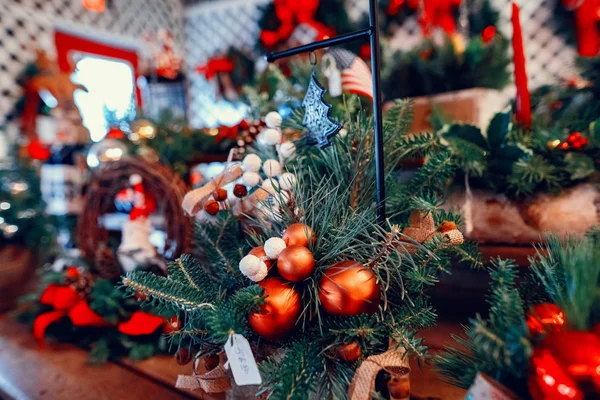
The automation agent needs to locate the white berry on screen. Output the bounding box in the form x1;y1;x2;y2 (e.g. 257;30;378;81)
279;172;296;191
262;128;282;145
278;141;296;159
248;264;268;282
242;171;261;187
130;174;142;185
264;237;287;259
261;179;279;195
339;128;348;138
265;111;283;129
239;255;265;277
243;154;262;173
262;159;282;177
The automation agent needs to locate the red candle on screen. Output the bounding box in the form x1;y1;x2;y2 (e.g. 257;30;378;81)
573;0;600;57
511;2;531;127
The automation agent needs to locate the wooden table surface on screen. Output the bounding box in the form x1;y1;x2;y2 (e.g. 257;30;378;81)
0;315;466;400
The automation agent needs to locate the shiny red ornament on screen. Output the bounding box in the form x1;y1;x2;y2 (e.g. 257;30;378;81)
248;277;301;341
282;223;314;247
529;331;600;399
318;260;380;316
27;139;51;161
277;245;315;282
481;26;497;43
337;341;361;362
526;303;566;337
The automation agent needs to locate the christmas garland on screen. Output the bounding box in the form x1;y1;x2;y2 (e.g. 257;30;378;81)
120;99;480;398
435;230;600;399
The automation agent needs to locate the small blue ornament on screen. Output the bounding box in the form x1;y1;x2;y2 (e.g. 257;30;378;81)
302;71;342;148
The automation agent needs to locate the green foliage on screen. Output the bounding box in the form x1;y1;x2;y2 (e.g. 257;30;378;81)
381;36;510;100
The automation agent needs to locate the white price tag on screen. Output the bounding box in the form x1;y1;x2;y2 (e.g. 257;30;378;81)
224;334;262;386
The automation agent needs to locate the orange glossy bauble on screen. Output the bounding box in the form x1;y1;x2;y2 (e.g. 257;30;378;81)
282;223;314;247
526;303;565;337
319;260;380;316
387;374;410;399
249;246;272;271
277;245;315;282
248;277;301;341
337;342;361;362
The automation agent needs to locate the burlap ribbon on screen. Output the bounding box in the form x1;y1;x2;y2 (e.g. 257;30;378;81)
465;373;518;400
401;210;464;253
348;346;411;400
175;364;232;393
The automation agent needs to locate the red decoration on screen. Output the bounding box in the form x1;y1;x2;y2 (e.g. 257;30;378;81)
259;0;334;48
117;311;165;336
68;301;111;327
526;303;566;337
204;199;220;216
248;277;301;341
562;0;600;56
529;331;600;399
249;246;272;271
408;0;462;37
27;139;51;161
276;245;315;282
282;223;314;248
387;0;405;15
195;57;234;80
106;127;125;139
82;0;105;12
567;132;589;149
481;26;497;44
511;2;532;127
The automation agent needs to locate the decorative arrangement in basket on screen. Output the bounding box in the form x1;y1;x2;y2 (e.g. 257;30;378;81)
122;100;468;399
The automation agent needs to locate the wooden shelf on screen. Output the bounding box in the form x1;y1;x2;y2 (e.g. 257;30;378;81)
0;314;465;400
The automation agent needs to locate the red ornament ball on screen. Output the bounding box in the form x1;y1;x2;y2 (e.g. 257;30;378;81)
248;277;301;341
204;199;220;216
27;139;51;161
337;342;361;362
212;188;228;202
175;348;192;365
481;26;497;43
233;184;248;198
526;303;566;337
318;260;380;316
249;245;272;271
282;223;314;247
277;245;315;282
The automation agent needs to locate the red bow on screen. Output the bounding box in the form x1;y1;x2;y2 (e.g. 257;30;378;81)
407;0;462;36
117;311;165;335
260;0;328;48
196;58;234;80
34;269;111;347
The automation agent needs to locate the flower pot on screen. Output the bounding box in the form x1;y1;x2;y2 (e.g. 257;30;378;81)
445;184;600;244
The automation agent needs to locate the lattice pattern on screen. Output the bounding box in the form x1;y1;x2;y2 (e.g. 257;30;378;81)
0;0;184;120
184;0;269;128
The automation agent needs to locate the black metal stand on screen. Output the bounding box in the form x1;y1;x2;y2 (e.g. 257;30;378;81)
266;0;387;226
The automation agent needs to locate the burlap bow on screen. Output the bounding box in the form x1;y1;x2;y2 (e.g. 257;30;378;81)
401;210;464;253
348;345;411;400
175;363;232;393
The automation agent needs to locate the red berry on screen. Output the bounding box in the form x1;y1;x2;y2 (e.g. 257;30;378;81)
204;199;220;215
233;184;248;198
567;132;582;144
580;137;589;147
559;142;570;151
213;188;228;202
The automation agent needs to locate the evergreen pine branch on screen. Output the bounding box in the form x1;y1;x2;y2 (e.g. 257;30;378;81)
410;150;456;194
122;272;215;312
231;285;265;315
167;254;205;289
204;302;248;344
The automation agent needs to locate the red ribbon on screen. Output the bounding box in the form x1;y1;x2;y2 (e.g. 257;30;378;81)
117;311;165;335
196;58;234;80
408;0;462;36
511;2;532;127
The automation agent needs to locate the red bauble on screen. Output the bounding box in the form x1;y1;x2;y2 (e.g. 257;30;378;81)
526;303;566;337
277;245;315;282
337;342;361;362
388;374;411;399
27;139;51;161
318;261;380;316
481;26;497;43
175;348;192;365
249;245;272;271
163;316;181;333
282;223;314;247
204;199;220;216
248;277;301;341
529;331;600;399
233;184;248;198
213;188;228;202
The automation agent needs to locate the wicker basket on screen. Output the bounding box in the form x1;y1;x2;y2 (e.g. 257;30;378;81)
0;245;35;312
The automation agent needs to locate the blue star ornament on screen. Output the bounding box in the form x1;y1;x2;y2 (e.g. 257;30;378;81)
302;72;343;148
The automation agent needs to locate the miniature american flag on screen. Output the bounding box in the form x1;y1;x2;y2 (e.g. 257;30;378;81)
324;48;373;99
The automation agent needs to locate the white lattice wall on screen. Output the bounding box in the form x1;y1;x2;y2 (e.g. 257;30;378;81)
0;0;184;120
